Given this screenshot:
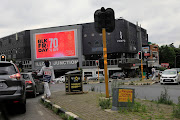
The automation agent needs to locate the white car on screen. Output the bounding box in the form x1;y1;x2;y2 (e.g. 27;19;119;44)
87;74;104;81
53;76;65;83
160;69;180;85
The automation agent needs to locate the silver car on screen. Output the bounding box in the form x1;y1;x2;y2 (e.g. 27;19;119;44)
160;69;180;85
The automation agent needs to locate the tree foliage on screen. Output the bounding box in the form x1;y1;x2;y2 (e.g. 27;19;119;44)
159;44;180;68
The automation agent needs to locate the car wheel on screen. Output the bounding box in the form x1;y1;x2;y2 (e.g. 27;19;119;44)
160;83;164;85
19;102;26;114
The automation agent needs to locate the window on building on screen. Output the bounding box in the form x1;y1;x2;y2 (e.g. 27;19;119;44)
84;34;87;37
9;39;12;44
84;72;92;77
95;41;99;45
96;71;103;75
88;42;91;45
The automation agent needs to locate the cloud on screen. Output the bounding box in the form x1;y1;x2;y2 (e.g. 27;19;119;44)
0;0;180;47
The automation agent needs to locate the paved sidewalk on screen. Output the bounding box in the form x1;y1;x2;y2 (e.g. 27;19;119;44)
49;91;141;120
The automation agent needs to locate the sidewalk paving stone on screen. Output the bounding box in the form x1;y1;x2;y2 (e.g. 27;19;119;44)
49;91;142;120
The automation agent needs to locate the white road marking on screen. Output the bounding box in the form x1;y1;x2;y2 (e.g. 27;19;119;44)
38;111;44;116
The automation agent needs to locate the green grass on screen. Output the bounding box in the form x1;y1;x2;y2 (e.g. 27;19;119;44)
99;97;111;109
172;96;180;118
156;87;174;105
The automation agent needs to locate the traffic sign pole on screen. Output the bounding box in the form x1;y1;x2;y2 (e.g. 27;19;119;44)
102;28;109;98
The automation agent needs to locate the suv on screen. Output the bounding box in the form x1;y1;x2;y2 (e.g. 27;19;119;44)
0;61;26;113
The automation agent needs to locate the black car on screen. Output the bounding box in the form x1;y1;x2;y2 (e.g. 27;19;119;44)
0;61;26;113
21;72;44;98
110;72;126;79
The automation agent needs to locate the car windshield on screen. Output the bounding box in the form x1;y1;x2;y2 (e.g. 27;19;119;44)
163;71;176;75
0;63;17;75
22;74;30;80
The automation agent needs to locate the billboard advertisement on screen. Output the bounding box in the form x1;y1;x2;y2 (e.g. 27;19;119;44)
35;30;77;59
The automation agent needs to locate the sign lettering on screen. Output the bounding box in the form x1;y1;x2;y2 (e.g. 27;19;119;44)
118;89;133;102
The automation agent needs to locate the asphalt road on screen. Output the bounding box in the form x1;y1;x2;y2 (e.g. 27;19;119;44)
2;80;180;120
83;82;180;104
1;85;63;120
48;81;180;104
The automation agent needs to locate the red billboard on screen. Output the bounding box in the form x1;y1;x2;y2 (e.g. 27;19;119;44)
35;30;76;59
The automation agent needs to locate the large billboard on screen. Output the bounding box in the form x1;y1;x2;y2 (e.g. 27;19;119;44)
35;30;77;59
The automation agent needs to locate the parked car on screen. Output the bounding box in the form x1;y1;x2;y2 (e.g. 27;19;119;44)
87;74;104;81
53;76;65;83
110;72;125;79
21;72;44;97
160;69;180;85
0;61;26;113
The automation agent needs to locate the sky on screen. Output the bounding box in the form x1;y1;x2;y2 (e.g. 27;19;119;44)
0;0;180;47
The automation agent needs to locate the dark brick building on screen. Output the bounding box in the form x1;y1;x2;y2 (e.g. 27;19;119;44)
0;18;148;77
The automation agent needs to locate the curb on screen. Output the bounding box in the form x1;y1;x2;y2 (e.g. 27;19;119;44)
124;81;155;85
41;96;83;120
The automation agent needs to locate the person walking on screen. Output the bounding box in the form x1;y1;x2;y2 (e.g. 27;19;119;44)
151;67;156;81
38;60;55;99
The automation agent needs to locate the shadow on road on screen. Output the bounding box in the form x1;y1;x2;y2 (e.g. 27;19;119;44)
0;103;10;120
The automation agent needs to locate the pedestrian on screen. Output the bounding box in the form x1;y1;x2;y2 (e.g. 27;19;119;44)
151;67;156;80
38;60;55;99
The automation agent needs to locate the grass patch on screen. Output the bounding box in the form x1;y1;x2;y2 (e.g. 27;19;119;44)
157;87;174;105
172;96;180;118
99;97;111;109
59;113;74;120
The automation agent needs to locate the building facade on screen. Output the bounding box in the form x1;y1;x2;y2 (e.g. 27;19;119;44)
0;18;149;77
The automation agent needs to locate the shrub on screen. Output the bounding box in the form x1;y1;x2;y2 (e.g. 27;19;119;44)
99;98;111;109
157;87;173;105
90;86;95;91
133;101;141;112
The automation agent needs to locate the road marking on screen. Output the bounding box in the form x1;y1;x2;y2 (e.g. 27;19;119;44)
38;111;44;116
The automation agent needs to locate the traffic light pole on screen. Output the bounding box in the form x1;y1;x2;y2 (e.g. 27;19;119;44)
98;66;99;82
141;59;143;81
102;28;109;98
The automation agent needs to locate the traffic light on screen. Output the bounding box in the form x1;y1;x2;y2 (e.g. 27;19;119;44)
94;8;106;33
105;8;115;33
138;51;142;60
94;7;115;33
96;60;99;66
0;54;6;61
99;59;104;69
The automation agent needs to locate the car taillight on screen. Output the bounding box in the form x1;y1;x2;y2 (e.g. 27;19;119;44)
9;73;21;80
25;80;32;84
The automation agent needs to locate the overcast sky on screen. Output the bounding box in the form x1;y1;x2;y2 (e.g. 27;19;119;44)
0;0;180;47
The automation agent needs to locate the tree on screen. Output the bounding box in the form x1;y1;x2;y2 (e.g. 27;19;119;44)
159;45;180;68
159;45;176;68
